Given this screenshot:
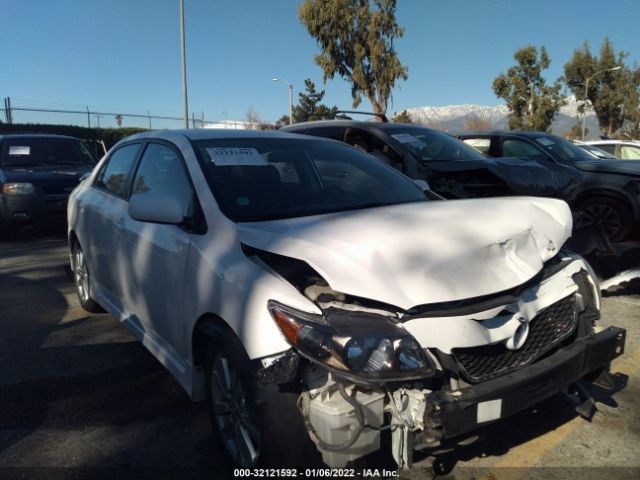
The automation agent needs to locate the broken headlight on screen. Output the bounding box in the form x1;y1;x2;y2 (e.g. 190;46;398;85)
268;300;435;382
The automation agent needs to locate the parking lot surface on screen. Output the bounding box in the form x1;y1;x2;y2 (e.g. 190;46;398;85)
0;231;638;479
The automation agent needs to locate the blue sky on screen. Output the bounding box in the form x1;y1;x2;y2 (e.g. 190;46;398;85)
1;0;638;128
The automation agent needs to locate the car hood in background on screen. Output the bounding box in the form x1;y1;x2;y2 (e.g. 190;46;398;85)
574;159;640;177
0;165;92;186
424;156;581;195
237;197;572;310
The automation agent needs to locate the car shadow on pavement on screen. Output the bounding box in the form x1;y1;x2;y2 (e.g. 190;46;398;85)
0;265;227;475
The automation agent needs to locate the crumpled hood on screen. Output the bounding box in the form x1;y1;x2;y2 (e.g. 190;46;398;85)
237;197;572;310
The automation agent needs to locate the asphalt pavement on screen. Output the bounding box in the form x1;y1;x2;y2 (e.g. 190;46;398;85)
0;230;638;480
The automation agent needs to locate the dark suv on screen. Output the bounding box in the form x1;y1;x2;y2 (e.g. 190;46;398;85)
0;133;97;234
457;131;640;242
282;121;640;242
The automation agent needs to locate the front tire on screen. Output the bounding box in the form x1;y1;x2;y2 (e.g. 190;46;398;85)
205;332;321;468
71;242;104;313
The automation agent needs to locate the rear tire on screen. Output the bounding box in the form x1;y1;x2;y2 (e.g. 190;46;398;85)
71;242;105;313
574;196;633;242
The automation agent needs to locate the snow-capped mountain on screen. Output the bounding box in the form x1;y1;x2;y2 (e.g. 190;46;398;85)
404;96;602;137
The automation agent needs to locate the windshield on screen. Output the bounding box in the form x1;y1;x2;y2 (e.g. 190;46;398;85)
194;138;427;222
532;135;591;162
1;138;97;167
385;126;486;161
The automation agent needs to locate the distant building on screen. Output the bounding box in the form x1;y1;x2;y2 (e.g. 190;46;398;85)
203;120;259;130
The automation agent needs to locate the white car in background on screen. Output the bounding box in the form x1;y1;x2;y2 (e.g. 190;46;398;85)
67;129;626;469
587;140;640;160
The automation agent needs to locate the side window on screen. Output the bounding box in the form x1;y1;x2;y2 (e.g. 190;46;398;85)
95;143;141;196
345;129;404;170
596;144;616;155
620;145;640;160
462;138;491;155
345;128;373;152
501;139;546;159
305;126;345;141
131;143;196;218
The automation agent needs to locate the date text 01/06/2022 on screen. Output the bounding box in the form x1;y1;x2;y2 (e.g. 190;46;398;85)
232;468;399;477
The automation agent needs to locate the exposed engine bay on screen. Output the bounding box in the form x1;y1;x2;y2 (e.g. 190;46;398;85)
249;246;625;468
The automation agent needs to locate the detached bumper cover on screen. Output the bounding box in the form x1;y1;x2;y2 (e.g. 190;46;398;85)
427;326;626;441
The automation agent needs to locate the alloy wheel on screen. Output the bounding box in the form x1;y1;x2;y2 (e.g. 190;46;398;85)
575;203;623;240
74;248;90;303
211;353;261;467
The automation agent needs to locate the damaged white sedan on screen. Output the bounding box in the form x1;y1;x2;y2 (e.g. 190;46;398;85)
68;130;626;469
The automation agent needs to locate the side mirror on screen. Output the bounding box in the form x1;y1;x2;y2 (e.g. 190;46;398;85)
413;179;431;191
129;193;184;225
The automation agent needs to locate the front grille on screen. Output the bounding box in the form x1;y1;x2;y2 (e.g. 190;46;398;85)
452;295;577;383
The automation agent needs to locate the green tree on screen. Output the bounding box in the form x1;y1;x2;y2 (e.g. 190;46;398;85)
275;115;291;128
564;38;640;137
292;79;337;122
299;0;408;118
392;110;412;123
493;46;565;131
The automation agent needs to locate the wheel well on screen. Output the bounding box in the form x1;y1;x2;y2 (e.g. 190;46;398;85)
571;189;632;209
68;230;79;250
192;314;236;367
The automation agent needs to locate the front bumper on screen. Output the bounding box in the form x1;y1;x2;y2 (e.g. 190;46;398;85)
423;326;626;443
0;192;69;227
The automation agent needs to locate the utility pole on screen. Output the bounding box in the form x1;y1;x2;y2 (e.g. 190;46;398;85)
86;106;91;128
582;66;622;140
272;77;294;125
147;110;152;130
180;0;189;129
3;97;12;124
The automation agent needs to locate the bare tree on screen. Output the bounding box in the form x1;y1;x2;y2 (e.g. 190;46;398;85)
464;116;492;131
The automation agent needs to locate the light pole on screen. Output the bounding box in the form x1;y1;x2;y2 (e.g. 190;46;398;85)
180;0;189;129
582;65;622;140
272;77;293;125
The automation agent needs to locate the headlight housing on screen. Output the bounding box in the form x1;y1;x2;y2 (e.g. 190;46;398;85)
2;183;35;195
268;301;435;383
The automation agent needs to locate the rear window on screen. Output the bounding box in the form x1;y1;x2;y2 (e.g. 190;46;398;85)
1;138;96;167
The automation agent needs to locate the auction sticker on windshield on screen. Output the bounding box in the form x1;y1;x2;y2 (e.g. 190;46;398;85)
207;147;268;166
8;146;30;155
391;133;420;144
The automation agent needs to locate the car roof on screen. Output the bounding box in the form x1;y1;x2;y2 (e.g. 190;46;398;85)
588;140;640;146
0;133;81;141
281;120;439;133
121;128;315;143
455;130;549;138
